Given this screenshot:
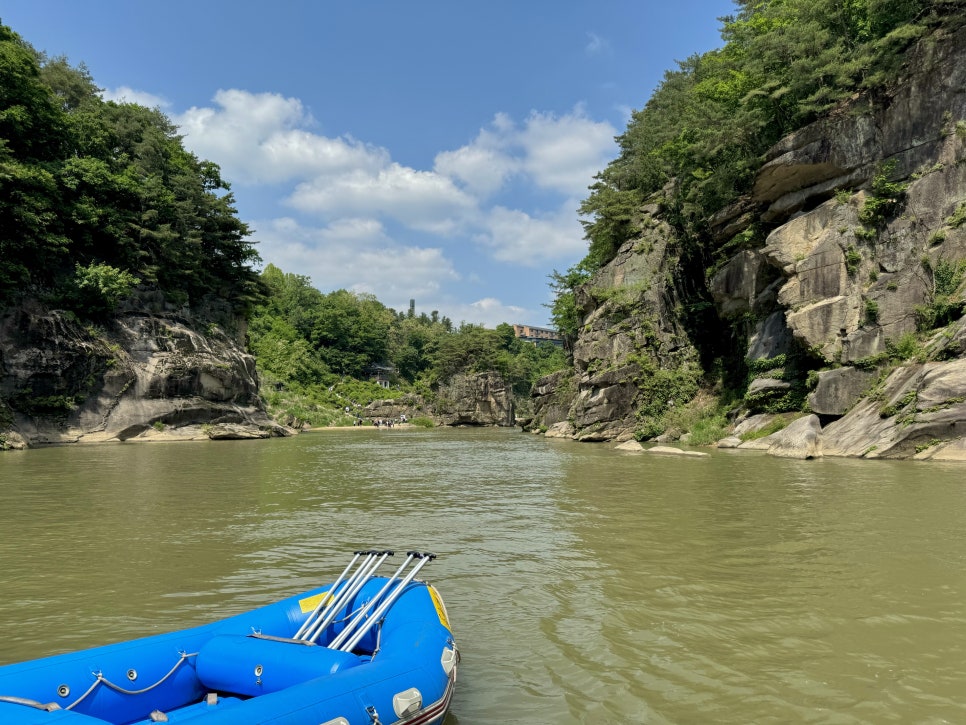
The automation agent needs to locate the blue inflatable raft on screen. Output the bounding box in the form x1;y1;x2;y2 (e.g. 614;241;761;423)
0;550;458;725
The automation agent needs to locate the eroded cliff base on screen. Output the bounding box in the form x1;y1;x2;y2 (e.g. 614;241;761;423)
0;300;293;449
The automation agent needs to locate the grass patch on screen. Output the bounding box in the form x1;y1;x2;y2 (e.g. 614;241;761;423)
915;258;966;331
947;201;966;228
845;245;862;276
649;388;735;446
687;413;730;446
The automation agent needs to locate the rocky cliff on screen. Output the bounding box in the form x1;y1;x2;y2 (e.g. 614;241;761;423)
363;371;515;427
0;298;292;449
529;24;966;461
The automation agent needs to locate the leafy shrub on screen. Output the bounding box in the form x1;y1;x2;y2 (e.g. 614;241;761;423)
947;201;966;229
885;332;922;361
864;299;880;324
858;161;908;228
632;359;701;440
845;246;862;276
916;258;966;331
72;262;140;315
747;354;787;375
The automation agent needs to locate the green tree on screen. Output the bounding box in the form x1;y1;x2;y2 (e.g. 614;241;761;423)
0;25;71;298
431;324;508;382
247;314;329;384
37;54;99;111
0;24;264;313
71;261;140;315
311;290;394;377
547;263;592;344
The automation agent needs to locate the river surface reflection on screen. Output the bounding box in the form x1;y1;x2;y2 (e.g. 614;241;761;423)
2;428;965;723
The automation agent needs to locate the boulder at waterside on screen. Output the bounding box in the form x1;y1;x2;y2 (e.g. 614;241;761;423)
646;445;710;458
433;372;515;427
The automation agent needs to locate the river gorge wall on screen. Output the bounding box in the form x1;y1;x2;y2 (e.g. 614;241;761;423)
0;296;292;448
528;24;966;461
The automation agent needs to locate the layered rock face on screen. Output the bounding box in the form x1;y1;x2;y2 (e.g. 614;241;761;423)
719;24;966;460
432;372;515;427
363;372;515;427
527;198;702;442
0;301;291;447
536;25;966;460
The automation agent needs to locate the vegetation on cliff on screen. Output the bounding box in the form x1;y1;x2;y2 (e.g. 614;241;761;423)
534;0;966;456
552;0;966;340
0;24;264;317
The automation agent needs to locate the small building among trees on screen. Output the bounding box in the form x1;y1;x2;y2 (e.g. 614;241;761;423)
512;324;563;347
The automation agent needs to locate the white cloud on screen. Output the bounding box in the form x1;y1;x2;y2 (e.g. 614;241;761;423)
444;297;530;328
585;32;611;57
172;89;611;254
287;164;477;235
176;90;388;184
101;86;169;108
251;217;537;326
433;126;517;197
434;108;616;199
474;202;586;265
518;109;615;196
253;217;459;312
161;88;612;318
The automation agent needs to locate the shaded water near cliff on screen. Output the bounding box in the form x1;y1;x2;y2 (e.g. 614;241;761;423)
2;428;966;723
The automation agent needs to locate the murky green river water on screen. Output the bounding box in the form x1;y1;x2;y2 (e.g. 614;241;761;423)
1;428;966;723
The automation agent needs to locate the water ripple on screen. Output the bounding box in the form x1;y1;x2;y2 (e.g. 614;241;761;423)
3;432;966;723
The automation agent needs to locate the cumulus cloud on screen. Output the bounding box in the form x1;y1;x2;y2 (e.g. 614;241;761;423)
166;87;613;321
174;89;612;254
434;125;518;197
176;90;388;184
287;163;477;235
443;297;531;328
253;217;459;312
254;218;534;326
518;109;615;196
101;86;169;108
474;202;586;266
435;107;616;199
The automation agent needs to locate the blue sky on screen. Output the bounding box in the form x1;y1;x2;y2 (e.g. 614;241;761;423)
3;1;735;327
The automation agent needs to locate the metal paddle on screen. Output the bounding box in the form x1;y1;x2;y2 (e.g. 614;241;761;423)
293;550;366;640
298;550;378;641
306;550;393;644
338;551;436;653
326;551;417;650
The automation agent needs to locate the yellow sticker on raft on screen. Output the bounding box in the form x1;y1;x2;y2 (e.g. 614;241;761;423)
298;590;333;614
428;585;451;631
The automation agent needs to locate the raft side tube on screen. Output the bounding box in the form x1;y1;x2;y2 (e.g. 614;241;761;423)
195;636;363;697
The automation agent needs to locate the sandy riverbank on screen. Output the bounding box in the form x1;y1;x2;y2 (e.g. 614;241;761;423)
304;423;419;431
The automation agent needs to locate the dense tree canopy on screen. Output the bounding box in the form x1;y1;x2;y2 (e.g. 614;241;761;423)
250;265;568;412
0;23;263;314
